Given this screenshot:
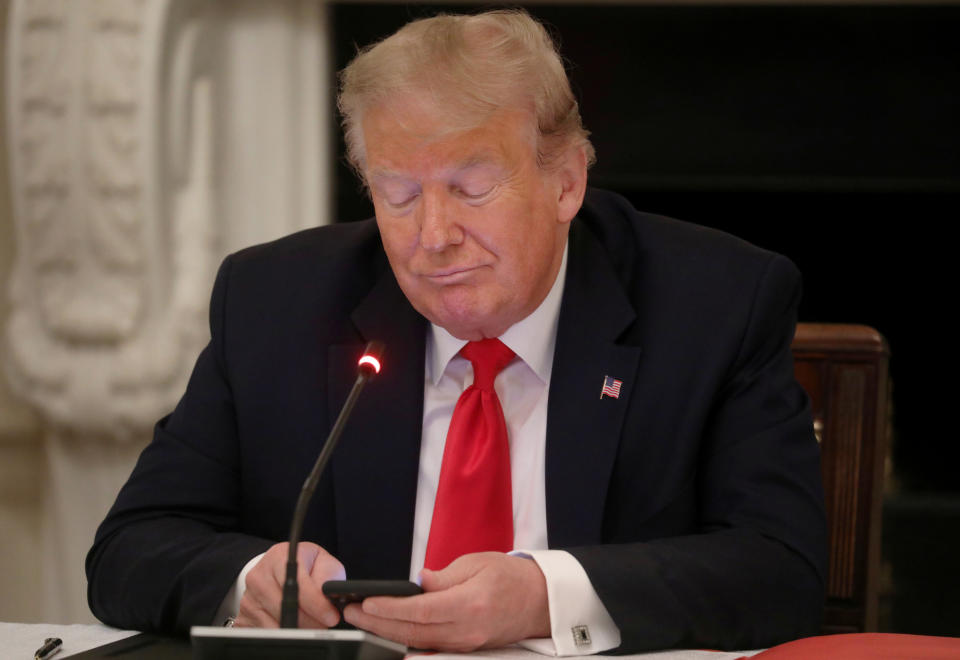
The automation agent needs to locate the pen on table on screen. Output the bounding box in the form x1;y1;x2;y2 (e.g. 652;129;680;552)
34;637;62;660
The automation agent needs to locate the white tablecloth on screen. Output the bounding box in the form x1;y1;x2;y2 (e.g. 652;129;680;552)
0;621;762;659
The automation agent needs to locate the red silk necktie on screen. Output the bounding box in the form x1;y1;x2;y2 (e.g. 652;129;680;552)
424;338;516;571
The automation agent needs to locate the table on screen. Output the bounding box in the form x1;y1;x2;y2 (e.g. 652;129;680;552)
1;622;760;659
1;622;138;657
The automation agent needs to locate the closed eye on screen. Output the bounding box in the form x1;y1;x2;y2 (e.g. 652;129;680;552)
385;193;420;209
455;184;497;203
371;177;421;211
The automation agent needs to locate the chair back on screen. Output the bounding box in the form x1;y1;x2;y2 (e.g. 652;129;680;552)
792;323;890;634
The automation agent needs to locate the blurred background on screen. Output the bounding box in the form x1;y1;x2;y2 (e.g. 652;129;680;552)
1;0;958;638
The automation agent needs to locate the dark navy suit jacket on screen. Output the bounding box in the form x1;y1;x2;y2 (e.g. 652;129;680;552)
87;188;827;653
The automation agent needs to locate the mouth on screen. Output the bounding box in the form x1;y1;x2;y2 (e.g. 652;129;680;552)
422;265;484;284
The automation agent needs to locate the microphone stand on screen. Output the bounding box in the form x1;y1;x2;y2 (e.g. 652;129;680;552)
191;341;404;660
281;340;383;627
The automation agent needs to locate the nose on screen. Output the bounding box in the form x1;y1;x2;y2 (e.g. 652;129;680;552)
417;186;464;252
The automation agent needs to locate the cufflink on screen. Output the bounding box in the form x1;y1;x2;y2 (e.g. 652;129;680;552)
572;625;591;647
224;617;236;628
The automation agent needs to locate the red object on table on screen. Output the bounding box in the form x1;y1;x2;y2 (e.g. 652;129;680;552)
743;633;960;659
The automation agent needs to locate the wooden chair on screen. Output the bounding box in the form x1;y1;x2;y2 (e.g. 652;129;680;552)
791;323;890;634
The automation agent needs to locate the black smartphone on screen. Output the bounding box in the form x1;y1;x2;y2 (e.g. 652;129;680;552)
322;580;424;609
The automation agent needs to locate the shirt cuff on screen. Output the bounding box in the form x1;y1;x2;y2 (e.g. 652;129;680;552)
510;549;621;656
212;552;266;625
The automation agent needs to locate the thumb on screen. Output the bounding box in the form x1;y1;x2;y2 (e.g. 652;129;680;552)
419;554;484;592
296;542;321;572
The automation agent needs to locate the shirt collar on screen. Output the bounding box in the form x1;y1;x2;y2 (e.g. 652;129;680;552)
427;243;568;386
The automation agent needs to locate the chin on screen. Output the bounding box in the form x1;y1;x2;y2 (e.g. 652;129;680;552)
411;286;511;339
431;311;485;340
431;306;505;341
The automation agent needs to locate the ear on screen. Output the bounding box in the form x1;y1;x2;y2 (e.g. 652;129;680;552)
554;145;588;225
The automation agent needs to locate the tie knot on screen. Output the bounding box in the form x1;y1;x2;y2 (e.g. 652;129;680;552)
461;338;515;391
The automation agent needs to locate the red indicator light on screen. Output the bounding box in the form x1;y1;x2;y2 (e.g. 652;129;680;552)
358;355;381;374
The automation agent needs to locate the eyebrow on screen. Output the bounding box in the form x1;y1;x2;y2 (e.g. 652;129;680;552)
368;169;409;182
455;153;500;170
368;153;505;182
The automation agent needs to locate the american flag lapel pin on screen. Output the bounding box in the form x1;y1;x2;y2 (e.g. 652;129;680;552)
600;375;622;400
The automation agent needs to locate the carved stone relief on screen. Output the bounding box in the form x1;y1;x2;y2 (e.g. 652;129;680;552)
5;0;327;438
6;0;199;437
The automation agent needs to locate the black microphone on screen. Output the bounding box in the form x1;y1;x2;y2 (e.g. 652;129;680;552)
280;340;384;628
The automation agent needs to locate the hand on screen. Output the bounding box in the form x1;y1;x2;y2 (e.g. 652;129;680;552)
343;552;550;651
235;541;345;628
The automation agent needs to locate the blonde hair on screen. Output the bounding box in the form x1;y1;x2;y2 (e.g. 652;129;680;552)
337;9;595;182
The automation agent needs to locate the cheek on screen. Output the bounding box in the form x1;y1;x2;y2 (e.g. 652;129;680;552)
503;207;553;268
376;216;418;261
470;194;535;252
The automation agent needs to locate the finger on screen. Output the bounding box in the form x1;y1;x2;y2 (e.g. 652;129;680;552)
242;576;335;629
300;552;345;627
362;588;465;624
298;584;340;628
242;576;331;628
284;559;339;628
247;547;316;625
362;555;493;623
419;566;468;592
419;552;494;592
296;605;329;629
238;603;332;631
266;544;337;626
237;596;280;628
308;548;346;583
344;603;476;652
244;564;285;623
363;554;504;623
245;543;343;628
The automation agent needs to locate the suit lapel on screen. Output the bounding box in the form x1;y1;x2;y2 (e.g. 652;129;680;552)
546;220;643;548
328;266;427;579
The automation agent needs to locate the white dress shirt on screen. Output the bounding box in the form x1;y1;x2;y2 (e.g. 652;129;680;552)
219;245;620;655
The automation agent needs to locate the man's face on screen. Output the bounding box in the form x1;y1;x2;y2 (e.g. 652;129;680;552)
363;97;582;340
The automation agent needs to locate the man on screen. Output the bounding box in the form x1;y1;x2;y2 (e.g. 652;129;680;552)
87;10;826;655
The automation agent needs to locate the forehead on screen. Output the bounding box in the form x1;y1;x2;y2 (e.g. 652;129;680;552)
362;98;537;178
